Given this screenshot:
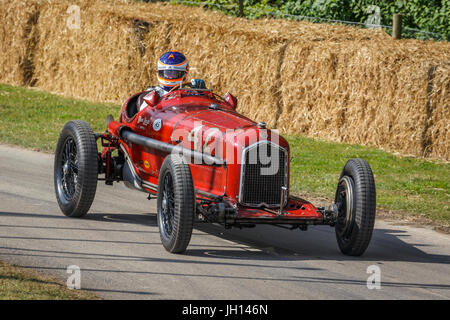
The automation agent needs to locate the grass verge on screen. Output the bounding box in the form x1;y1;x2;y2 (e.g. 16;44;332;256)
0;83;448;227
0;260;98;299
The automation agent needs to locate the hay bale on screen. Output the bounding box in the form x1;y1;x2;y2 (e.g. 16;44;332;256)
33;1;144;102
0;0;42;85
428;63;450;160
278;38;449;159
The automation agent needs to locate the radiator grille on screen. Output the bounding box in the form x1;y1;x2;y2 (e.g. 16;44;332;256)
239;142;287;207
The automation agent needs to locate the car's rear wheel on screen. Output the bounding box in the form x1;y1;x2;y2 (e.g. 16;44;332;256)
157;154;195;253
54;120;98;217
334;158;376;256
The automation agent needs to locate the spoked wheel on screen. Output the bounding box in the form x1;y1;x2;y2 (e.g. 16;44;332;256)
334;158;376;256
54;121;98;217
160;172;175;238
157;154;195;254
60;138;79;200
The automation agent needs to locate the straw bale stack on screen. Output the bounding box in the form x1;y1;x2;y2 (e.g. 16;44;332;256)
278;39;449;159
0;0;42;85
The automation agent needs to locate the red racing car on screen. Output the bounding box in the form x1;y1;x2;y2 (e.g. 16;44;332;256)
54;84;376;256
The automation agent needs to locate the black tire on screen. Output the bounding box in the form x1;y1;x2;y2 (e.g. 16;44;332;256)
334;158;376;256
157;154;195;253
54;120;98;217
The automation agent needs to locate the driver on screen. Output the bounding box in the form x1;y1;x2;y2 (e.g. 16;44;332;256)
139;51;205;111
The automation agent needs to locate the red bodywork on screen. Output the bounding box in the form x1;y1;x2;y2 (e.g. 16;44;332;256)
104;89;324;226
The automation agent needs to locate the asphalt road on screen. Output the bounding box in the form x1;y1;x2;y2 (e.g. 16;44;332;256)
0;144;449;300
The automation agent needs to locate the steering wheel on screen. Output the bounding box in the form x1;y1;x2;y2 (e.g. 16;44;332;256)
166;82;226;104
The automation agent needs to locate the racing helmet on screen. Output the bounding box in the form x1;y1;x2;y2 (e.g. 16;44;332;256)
157;51;189;91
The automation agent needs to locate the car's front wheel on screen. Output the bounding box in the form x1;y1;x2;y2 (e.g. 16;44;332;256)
334;158;376;256
157;154;195;254
54;120;98;218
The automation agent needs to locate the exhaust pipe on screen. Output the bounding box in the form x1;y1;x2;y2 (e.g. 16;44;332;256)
120;130;224;166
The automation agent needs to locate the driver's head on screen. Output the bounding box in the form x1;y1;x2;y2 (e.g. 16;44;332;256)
157;51;189;91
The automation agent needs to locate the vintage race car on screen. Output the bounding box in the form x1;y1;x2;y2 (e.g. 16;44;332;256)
54;84;376;256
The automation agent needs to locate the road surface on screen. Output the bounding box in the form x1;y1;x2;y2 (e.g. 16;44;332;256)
0;144;449;299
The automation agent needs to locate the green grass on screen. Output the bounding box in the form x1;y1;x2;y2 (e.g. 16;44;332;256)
0;83;448;225
0;84;119;151
0;260;98;300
